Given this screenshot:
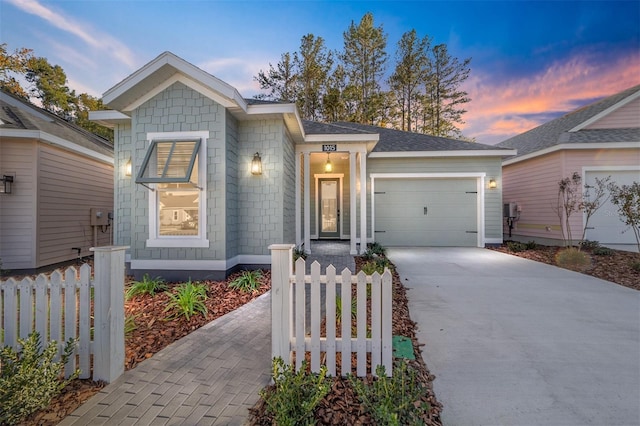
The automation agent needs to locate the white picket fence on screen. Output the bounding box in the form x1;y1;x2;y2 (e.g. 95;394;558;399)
270;244;393;377
0;246;128;383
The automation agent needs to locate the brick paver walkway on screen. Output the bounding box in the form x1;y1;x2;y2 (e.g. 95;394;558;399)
60;293;272;426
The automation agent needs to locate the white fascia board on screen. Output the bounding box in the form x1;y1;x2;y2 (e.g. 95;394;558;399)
369;149;516;158
124;74;241;112
569;89;640;132
305;133;379;143
0;129;114;164
502;142;639;166
89;110;131;128
247;103;298;115
103;52;247;112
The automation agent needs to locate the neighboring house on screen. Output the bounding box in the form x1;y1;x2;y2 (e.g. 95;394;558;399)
497;84;640;248
0;90;114;272
91;52;515;280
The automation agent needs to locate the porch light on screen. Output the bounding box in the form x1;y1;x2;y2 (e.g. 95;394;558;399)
1;175;13;194
251;152;263;175
489;179;497;189
324;153;332;173
125;158;132;177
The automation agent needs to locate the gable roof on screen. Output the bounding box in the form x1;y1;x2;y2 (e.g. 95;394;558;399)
303;121;515;156
497;84;640;160
0;90;114;162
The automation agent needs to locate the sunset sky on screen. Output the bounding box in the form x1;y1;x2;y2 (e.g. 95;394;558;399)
1;0;638;144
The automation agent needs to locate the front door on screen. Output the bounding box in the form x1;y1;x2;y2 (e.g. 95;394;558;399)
319;178;340;238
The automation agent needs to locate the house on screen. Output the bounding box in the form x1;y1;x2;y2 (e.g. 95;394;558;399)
496;84;640;248
90;52;515;280
0;90;114;272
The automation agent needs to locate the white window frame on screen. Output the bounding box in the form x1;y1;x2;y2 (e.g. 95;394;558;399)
145;131;209;248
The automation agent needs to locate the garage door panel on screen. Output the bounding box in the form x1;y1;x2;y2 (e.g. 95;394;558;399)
374;178;477;247
585;170;639;245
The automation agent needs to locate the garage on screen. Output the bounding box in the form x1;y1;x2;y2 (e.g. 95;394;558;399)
373;177;479;247
585;169;640;245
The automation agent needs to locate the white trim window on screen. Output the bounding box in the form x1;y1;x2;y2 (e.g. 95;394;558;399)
141;131;209;248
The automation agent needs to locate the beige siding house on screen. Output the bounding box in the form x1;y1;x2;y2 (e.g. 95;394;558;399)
497;85;640;248
91;52;515;280
0;90;114;272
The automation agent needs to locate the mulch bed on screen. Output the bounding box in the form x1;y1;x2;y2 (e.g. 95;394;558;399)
490;243;640;291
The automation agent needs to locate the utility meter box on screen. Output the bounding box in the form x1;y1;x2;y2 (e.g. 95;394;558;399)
90;208;110;226
503;203;518;218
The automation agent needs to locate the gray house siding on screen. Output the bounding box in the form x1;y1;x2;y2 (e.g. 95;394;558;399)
114;123;132;249
128;82;226;263
367;156;504;242
225;111;239;260
282;129;296;245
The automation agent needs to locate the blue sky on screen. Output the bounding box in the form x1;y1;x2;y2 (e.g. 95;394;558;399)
1;0;638;144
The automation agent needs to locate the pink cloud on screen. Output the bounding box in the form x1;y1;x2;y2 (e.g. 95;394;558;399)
463;51;640;145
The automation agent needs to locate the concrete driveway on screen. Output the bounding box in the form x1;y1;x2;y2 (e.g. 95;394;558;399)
387;248;640;426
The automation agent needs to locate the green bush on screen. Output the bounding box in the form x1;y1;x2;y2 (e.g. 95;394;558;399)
580;240;601;250
164;280;208;320
125;273;167;299
260;357;331;426
631;261;640;272
0;332;79;425
293;247;307;262
592;247;614;256
361;257;392;275
368;242;387;256
349;362;430;426
506;241;526;252
555;247;590;270
335;295;357;325
525;240;538;250
228;270;263;293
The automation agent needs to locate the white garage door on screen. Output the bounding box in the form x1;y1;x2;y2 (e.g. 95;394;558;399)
585;170;640;245
374;178;478;247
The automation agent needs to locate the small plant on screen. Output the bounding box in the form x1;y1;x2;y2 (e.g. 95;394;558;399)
361;257;392;275
125;313;138;337
506;241;526;252
126;273;167;299
228;270;263;293
293;247;307;262
631;261;640;272
592;247;614;256
368;242;387;256
555;247;590;271
524;240;538;250
335;295;357;324
164;279;208;320
580;240;601;250
0;332;79;425
349;361;431;425
259;357;331;426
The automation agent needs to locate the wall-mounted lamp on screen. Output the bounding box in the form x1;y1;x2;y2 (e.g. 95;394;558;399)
1;175;14;194
251;152;263;175
324;153;333;173
489;179;497;189
125;158;132;177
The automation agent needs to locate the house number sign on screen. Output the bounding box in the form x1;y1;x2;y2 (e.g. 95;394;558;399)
322;144;337;152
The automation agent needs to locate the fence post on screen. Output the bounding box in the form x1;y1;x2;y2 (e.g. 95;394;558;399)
269;244;294;363
91;245;128;383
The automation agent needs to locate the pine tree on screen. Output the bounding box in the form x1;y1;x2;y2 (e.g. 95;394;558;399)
341;12;388;125
254;52;297;102
294;34;333;121
0;43;33;99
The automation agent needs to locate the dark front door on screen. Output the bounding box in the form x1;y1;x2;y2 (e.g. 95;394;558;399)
319;178;340;238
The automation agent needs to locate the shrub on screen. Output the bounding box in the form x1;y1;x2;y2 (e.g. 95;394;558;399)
592;247;614;256
335;295;357;325
506;241;526;253
260;357;331;426
164;280;208;320
125;273;167;299
125;313;138;337
525;240;538;250
349;362;430;426
367;242;387;257
361;257;392;275
0;332;79;425
229;270;263;293
555;247;591;271
579;240;601;250
631;261;640;272
293;247;307;262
